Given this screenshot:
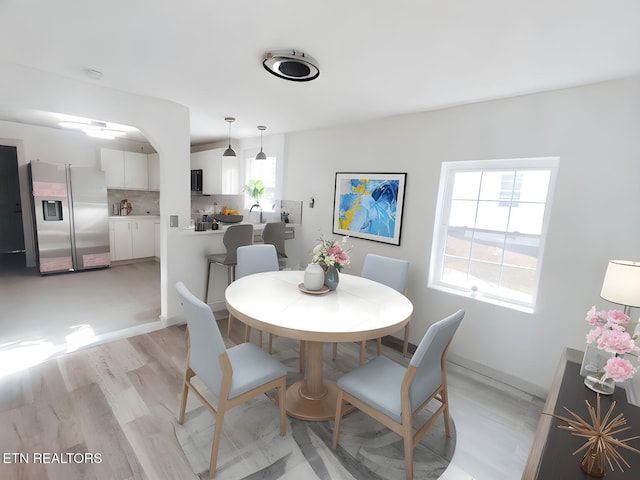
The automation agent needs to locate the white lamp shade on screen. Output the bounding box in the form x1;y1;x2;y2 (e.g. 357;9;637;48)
600;260;640;308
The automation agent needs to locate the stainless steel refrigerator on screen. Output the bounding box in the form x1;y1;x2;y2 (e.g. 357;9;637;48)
29;160;110;274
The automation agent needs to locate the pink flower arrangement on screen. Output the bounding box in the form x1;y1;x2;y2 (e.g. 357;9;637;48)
585;306;639;382
312;236;351;271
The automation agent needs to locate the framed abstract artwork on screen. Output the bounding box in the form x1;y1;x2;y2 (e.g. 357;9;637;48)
332;172;407;245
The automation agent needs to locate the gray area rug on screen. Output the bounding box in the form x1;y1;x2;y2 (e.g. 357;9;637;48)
174;339;456;480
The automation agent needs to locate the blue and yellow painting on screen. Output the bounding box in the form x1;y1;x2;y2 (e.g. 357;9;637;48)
337;177;400;239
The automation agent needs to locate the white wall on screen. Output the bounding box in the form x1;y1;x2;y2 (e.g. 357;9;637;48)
282;76;640;397
0;62;191;324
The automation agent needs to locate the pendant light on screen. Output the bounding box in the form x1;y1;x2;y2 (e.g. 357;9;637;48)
255;125;267;160
223;117;236;157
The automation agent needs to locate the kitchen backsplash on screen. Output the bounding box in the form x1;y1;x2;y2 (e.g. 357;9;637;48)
108;190;160;216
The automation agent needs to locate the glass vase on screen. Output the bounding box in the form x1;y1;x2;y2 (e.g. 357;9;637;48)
324;265;339;291
581;343;615;395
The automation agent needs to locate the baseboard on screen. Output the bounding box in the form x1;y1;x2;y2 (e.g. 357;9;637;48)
381;335;546;399
380;334;416;355
447;352;547;400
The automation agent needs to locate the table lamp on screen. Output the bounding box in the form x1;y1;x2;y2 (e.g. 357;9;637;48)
600;260;640;315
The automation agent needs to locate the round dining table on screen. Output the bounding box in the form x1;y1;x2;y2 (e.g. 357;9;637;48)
225;270;413;421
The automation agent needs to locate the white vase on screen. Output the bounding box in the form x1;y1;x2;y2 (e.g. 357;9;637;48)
304;263;325;291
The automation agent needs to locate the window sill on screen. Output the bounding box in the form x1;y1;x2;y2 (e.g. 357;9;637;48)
428;283;534;314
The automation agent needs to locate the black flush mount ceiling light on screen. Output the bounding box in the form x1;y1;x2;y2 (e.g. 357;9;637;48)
223;117;236;157
256;126;267;160
263;49;320;82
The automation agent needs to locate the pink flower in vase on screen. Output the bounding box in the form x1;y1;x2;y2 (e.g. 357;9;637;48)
597;329;637;355
605;356;636;382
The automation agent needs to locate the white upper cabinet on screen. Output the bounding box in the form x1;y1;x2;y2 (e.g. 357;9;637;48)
190;148;239;194
124;152;148;190
101;148;126;188
100;148;150;190
147;153;160;191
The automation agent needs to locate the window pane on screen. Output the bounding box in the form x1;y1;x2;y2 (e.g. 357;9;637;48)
445;226;471;258
507;203;545;234
499;265;536;299
470;230;505;262
469;260;500;289
442;255;469;286
452;171;481;200
518;170;551;202
475;200;509;231
449;199;477;227
504;234;539;269
479;170;512;200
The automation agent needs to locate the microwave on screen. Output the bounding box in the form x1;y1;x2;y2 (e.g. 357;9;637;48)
190;169;203;193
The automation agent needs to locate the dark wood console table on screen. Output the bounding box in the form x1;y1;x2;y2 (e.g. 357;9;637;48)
523;348;640;479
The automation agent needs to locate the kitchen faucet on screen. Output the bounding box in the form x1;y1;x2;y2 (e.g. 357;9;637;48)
249;203;263;223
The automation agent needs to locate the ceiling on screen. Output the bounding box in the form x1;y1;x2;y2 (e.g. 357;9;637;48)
1;1;639;146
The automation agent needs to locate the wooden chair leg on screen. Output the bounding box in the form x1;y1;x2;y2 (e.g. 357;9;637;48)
209;410;225;478
268;334;273;354
227;313;234;338
258;330;263;348
278;377;286;436
205;262;212;304
177;369;194;424
403;322;410;357
359;341;366;365
403;426;414;480
376;337;382;356
332;342;338;360
441;386;451;437
331;389;345;449
244;324;251;343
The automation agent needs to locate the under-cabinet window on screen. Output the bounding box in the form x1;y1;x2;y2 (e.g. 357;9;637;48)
429;157;559;312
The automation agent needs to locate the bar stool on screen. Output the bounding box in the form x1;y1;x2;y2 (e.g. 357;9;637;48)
262;222;288;268
205;223;253;312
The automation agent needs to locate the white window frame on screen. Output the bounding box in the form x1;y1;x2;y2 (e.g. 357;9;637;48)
428;157;559;313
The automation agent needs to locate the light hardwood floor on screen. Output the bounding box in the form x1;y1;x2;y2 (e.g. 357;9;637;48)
0;255;544;479
0;318;544;480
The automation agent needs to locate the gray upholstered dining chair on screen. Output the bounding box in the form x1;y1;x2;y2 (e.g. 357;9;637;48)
234;244;305;373
332;309;464;480
205;223;253;310
261;222;288;268
175;281;287;478
234;244;279;349
333;253;410;364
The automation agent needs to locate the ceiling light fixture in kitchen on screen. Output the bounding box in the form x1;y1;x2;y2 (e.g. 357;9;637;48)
223;117;236;157
58;119;126;140
263;49;319;82
255;125;267;160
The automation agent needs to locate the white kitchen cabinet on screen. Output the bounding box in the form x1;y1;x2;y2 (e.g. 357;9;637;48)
190;148;239;194
111;220;133;260
109;217;156;261
101;148;126;188
100;148;149;190
124;152;149;190
148;153;160;191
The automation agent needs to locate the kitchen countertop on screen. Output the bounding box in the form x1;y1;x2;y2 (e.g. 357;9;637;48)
109;215;160;220
179;222;297;234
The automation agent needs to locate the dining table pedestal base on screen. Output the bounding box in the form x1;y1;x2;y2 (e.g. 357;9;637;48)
285;379;343;421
